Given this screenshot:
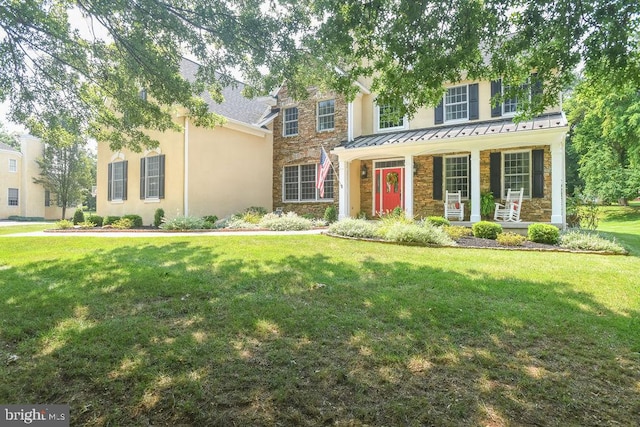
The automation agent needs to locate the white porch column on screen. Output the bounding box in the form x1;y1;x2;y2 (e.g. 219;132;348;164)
470;149;481;223
550;140;565;225
338;160;350;219
347;102;354;142
183;117;189;217
404;155;414;218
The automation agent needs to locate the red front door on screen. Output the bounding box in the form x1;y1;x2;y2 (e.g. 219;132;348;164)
375;167;404;214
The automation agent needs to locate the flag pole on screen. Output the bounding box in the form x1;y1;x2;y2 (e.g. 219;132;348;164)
319;144;343;189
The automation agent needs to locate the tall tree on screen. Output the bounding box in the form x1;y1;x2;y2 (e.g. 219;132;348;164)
565;78;640;204
31;115;94;219
0;122;20;150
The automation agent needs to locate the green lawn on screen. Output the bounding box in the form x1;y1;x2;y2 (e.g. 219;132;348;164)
0;213;639;426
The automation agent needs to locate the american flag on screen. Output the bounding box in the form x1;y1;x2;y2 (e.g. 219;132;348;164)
316;146;332;198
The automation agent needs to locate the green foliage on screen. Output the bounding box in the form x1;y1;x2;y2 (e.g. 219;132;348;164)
383;222;456;246
496;232;527;247
560;230;627;254
160;216;206;231
324;205;338;224
258;212;313;231
528;223;560;245
472;221;503;240
111;218;134;230
86;215;103;227
444;225;473;240
426;216;450;227
154;208;165;228
103;216;121;226
78;220;97;229
54;219;74;229
0;122;20;150
72;209;85;225
122;214;143;228
327;218;380;239
480;191;496;219
245;207;268;216
203;215;218;226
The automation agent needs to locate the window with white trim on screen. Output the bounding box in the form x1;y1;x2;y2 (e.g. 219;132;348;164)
283;164;334;201
8;158;17;172
444;156;469;198
376;104;406;131
7;188;18;206
502;84;527;116
317;99;335;131
145;155;161;199
110;161;126;200
503;151;530;197
445;85;468;122
283;107;299;136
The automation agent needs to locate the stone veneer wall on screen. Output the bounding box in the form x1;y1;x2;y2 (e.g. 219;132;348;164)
272;85;347;218
362;145;553;222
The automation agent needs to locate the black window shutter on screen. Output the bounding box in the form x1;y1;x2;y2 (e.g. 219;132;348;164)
433;156;443;200
434;100;444;124
159;155;165;199
107;163;112;201
469;83;479;120
490;152;502;198
140;158;146;199
532;149;544;198
122;160;128;200
491;80;502;117
531;73;543;99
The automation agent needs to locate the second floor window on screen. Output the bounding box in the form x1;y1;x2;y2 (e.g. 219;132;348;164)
283;107;299;136
317;99;335;131
9;158;17;172
445;85;468;122
377;104;405;131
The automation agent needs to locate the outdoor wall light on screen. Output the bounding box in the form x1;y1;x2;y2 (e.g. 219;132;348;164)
361;163;368;178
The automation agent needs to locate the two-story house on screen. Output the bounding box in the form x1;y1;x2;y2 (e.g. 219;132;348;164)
273;76;568;226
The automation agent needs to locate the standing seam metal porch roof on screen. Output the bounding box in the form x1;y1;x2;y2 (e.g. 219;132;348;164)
339;112;568;149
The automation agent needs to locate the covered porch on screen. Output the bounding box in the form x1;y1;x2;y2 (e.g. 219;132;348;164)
332;113;569;227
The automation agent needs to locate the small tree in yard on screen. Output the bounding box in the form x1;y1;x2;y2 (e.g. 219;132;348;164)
32;116;94;220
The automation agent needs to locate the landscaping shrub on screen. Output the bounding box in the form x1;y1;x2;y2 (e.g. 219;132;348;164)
86;215;103;227
258;212;313;231
559;229;627;254
224;218;260;229
324;205;338;224
78;220;97;229
54;219;74;229
123;214;143;228
154;208;165;228
73;209;85;225
112;218;134;229
245;206;268;216
444;225;472;240
426;216;450;227
203;215;218;228
327;218;380;239
472;221;503;239
383;222;456;246
103;216;121;226
496;232;526;246
528;223;560;244
160;215;206;230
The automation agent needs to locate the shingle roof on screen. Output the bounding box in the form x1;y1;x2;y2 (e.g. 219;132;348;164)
0;141;19;152
340;113;568;149
179;59;272;127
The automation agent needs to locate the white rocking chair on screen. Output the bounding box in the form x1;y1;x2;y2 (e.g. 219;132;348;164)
444;191;465;221
494;188;524;222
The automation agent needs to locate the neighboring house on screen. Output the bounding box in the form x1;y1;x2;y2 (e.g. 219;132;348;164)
0;135;65;220
96;58;276;225
273;76;569;226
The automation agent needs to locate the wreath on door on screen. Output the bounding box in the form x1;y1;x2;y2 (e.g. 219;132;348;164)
385;172;398;192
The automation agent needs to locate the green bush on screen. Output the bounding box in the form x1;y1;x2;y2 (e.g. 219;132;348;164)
258;212;313;231
383;222;456;246
78;220;97;229
54;219;74;229
444;225;472;240
154;208;165;228
426;216;450;227
203;215;218;226
238;211;263;224
528;223;560;244
324;205;338;224
224;218;260;229
472;221;503;239
112;218;134;229
103;216;121;226
160;215;206;230
73;209;85;225
245;206;268;216
559;229;627;254
86;215;103;227
328;218;380;239
496;231;526;246
123;214;143;228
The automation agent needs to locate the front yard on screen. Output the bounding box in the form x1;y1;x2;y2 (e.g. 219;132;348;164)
0;207;639;426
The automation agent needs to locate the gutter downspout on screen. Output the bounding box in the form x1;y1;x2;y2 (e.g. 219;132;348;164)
184;117;189;217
